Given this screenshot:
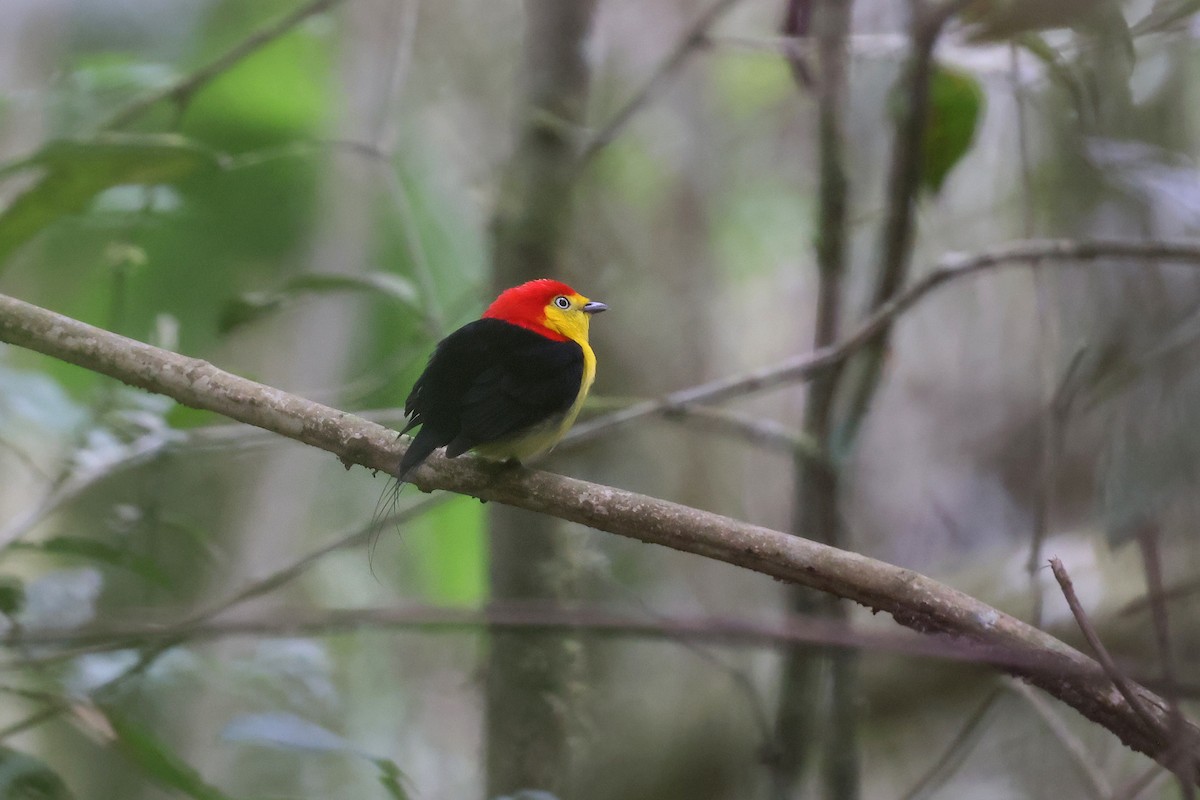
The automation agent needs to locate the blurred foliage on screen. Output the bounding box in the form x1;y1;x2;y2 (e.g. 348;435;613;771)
105;708;235;800
0;0;1199;798
921;63;984;195
0;134;223;271
404;496;485;606
0;747;75;800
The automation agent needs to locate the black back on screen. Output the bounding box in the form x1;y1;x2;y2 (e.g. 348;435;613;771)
396;318;584;478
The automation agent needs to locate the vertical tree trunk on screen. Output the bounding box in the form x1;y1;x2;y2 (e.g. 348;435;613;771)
772;1;856;798
484;1;597;796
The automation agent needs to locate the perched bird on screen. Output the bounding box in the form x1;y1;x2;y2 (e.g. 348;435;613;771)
394;279;607;481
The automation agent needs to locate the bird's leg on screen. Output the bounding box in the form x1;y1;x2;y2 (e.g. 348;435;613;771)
472;458;524;504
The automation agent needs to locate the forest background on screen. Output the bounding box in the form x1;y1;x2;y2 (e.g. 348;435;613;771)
2;0;1200;798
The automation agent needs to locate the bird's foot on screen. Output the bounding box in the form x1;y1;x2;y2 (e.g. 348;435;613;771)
474;458;523;504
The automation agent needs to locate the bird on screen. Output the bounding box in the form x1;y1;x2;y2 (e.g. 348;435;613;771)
394;279;607;482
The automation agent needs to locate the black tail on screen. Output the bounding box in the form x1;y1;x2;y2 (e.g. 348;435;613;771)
395;427;444;482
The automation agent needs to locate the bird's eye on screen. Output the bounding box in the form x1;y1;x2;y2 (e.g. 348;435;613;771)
553;296;571;310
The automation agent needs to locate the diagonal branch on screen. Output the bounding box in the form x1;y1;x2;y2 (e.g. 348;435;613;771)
0;290;1198;776
567;238;1200;444
578;0;743;164
1050;557;1160;737
101;0;346;131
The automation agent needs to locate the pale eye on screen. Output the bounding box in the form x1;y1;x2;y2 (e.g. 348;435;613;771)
554;296;571;310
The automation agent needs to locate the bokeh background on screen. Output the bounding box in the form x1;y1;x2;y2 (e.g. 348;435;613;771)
1;0;1199;798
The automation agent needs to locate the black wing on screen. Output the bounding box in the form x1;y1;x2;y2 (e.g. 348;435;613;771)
396;318;583;476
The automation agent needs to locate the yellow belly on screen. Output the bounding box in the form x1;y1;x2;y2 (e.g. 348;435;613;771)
473;339;596;462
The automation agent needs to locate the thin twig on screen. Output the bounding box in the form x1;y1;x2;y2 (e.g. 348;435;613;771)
0;704;63;741
1049;557;1161;739
834;0;955;450
102;0;346;130
193;495;445;622
895;687;1004;800
382;167;446;337
12;494;445;674
780;0;815;89
1011;36;1055;628
0;604;1160;676
567;238;1200;446
0;433;51;480
578;0;743;164
1007;679;1113;798
659;404;823;458
1120;577;1200;618
0;433;175;548
1027;347;1085;622
1136;524;1195;798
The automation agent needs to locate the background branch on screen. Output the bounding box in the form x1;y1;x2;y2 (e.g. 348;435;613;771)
567;238;1200;445
773;0;858;797
578;0;742;164
99;0;346;131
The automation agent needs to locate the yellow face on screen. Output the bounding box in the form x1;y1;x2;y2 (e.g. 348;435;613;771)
541;292;606;345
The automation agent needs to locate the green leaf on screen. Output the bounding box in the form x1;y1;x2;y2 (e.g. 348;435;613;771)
372;758;412;800
0;746;75;800
105;709;233;800
12;537;171;590
219;272;420;333
0;133;224;269
922;64;985;195
0;578;23;617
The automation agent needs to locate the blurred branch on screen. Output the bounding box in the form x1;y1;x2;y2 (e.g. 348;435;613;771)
0;603;1191;683
660;404;822;458
773;0;857;796
1007;679;1114;798
1028;346;1086;623
1121;576;1200;618
24;499;445;671
1136;525;1196;798
835;0;963;450
0;433;173;548
589;396;822;456
579;0;743;164
568;238;1200;445
0;293;1198;775
780;0;815;89
0;434;51;480
896;687;1004;800
102;0;346;130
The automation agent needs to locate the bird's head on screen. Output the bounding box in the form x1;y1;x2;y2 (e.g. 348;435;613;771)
482;279;607;345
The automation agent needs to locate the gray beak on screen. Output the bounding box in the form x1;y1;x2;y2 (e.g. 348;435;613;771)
583;301;608;314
